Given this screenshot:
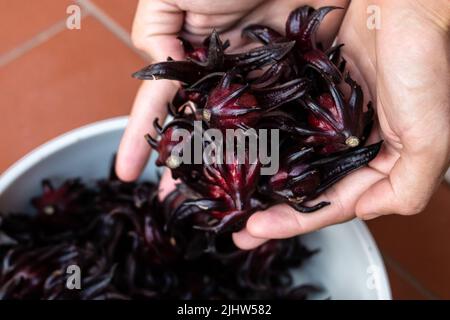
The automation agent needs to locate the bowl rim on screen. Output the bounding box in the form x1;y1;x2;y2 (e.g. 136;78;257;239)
0;116;392;300
0;116;128;194
350;219;392;299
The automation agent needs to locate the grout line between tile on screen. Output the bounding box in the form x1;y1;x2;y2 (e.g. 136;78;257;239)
0;21;66;68
76;0;149;61
383;253;440;300
0;14;89;68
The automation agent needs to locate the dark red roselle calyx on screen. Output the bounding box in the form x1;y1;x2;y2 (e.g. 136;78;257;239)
261;141;382;212
236;237;316;292
0;5;386;300
0;243;117;300
0;167;321;299
32;180;88;216
179;31;231;66
30;179;95;232
0;244;73;299
185;30;225;69
172;87;207;111
202;73;260;129
325;43;346;74
137;5;381;237
261;73;374;155
145;118;192;168
200;151;261;215
167;149;262;234
109;206;179;266
171;71;233;112
4;246;129;300
143;30;227;86
178;36;208;63
145;116;204;182
242;6;374;155
142;215;178;264
132;29;295;86
202;72;310;130
300;74;374;154
285;6;337;51
243;6;343;82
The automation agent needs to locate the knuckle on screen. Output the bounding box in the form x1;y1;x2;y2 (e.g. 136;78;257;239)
293;214;306;234
185;13;212;30
397;200;426;216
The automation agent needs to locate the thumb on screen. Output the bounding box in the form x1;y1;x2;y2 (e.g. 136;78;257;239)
116;0;185;181
131;0;185;61
356;150;449;218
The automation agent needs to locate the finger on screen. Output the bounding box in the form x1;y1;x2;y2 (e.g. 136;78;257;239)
355;12;450;217
258;0;350;49
246;164;386;239
131;0;184;61
232;229;268;250
121;6;189;177
117;0;186;181
116;80;178;181
158;168;179;201
356;148;450;218
311;0;350;49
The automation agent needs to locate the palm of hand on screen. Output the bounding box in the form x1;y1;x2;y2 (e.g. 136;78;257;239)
332;1;450;219
234;1;449;248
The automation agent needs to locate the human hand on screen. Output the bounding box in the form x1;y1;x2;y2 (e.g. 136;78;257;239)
116;0;348;183
116;0;349;226
233;0;450;249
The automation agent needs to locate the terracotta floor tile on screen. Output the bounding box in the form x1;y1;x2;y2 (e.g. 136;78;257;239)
91;0;138;32
368;183;450;299
0;17;145;173
0;0;75;54
385;262;429;300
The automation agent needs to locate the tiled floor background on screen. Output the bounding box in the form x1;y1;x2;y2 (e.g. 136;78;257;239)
1;0;449;300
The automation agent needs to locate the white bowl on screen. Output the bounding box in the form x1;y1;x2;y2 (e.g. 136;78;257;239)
0;117;391;300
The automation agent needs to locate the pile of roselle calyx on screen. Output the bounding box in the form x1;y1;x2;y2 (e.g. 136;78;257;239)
0;165;319;299
135;5;380;233
0;5;381;300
